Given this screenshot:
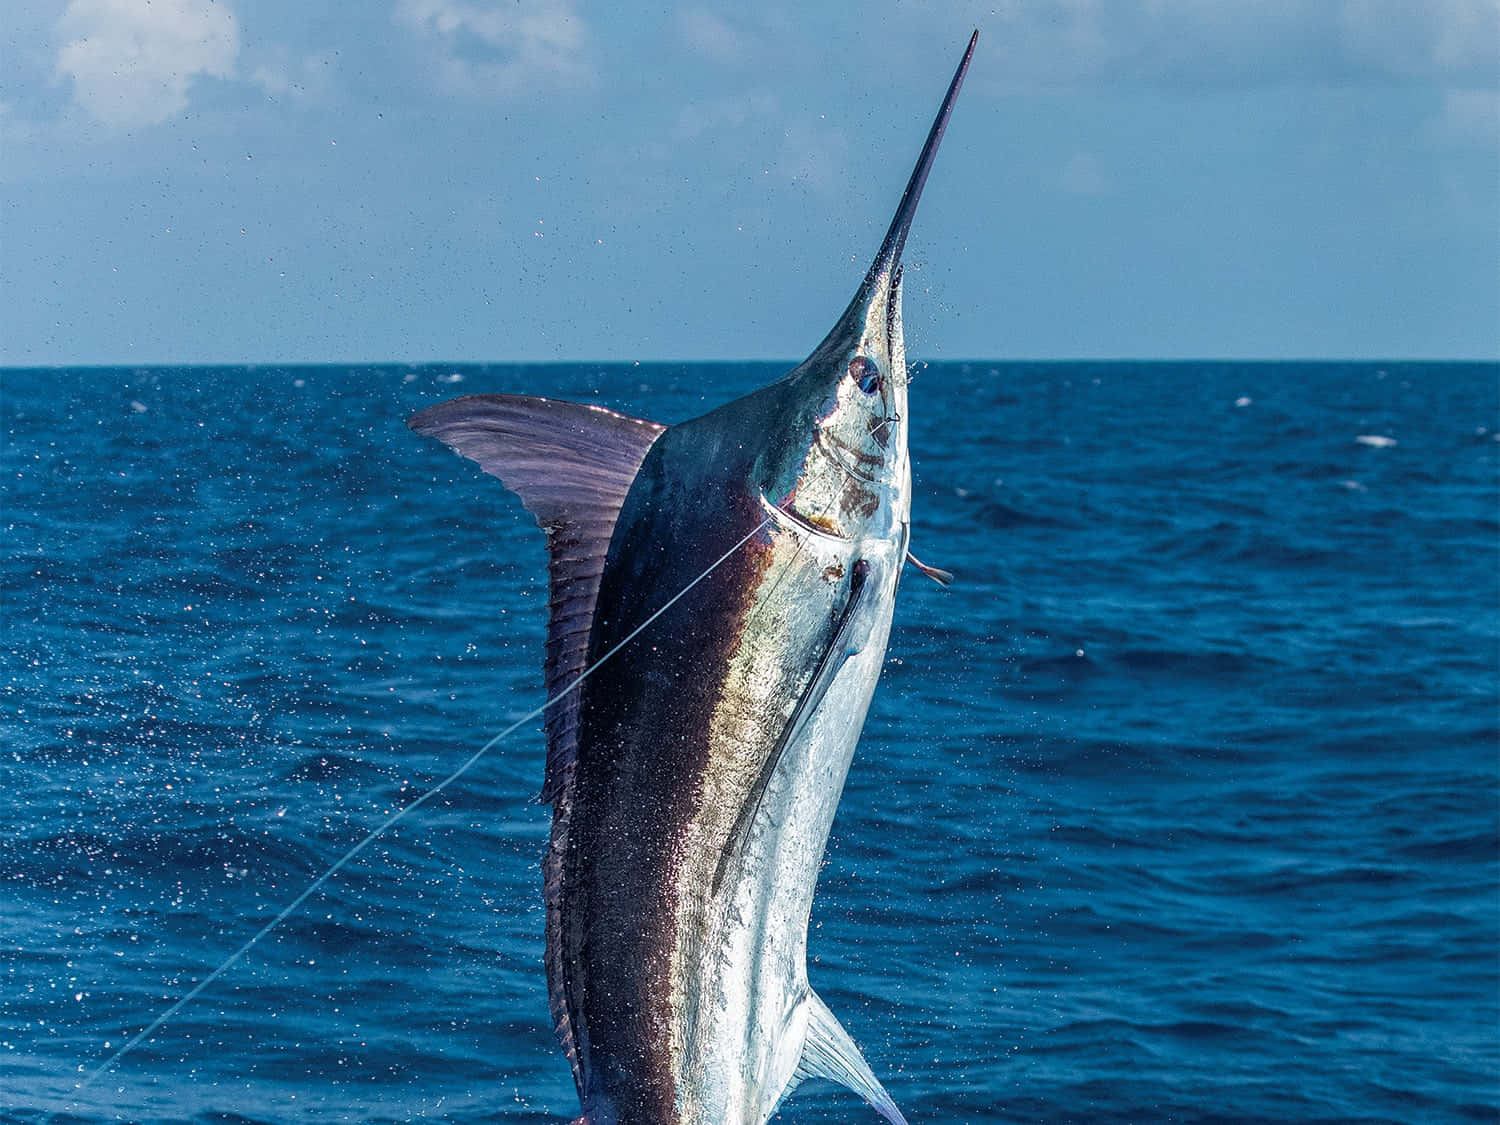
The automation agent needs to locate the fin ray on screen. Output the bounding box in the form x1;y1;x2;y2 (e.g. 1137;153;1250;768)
408;393;665;803
794;990;908;1125
905;549;953;587
407;393;665;1094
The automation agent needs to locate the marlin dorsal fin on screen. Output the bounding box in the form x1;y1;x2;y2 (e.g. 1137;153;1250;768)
409;393;665;1107
795;990;909;1125
406;394;665;803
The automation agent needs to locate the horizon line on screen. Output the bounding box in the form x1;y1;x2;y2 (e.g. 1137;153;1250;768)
3;356;1497;371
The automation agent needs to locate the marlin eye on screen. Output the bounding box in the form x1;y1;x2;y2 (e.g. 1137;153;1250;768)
848;355;882;395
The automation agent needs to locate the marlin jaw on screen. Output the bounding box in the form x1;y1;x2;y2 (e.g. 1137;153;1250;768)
767;21;975;547
769;288;911;556
406;30;976;1125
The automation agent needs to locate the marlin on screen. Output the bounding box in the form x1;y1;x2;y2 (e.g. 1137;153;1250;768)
409;32;975;1125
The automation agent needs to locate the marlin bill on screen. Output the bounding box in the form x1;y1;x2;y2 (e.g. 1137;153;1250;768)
409;31;976;1125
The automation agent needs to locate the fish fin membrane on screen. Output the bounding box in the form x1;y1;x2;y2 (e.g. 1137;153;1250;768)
905;549;953;587
794;989;909;1125
407;394;665;803
409;394;664;1099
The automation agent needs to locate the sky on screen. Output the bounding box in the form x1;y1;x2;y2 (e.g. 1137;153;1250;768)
2;1;1497;365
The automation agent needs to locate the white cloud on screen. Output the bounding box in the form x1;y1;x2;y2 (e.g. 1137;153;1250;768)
249;63;294;97
673;92;779;142
247;47;336;101
395;0;591;98
968;0;1500;90
55;0;239;129
776;116;851;196
1339;0;1500;80
678;9;750;64
1437;87;1500;145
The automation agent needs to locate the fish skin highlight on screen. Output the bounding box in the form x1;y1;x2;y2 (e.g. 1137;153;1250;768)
408;31;976;1125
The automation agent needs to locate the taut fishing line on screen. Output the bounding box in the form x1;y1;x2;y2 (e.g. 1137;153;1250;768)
56;406;902;1117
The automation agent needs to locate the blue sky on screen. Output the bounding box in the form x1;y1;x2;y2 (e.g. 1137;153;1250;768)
3;1;1497;364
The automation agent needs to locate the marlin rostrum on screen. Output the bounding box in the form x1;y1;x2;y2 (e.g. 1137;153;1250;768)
409;31;976;1125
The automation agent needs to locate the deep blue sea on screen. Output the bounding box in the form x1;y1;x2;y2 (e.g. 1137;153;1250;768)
3;361;1497;1124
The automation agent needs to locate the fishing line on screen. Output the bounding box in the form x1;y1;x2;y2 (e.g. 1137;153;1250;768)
57;405;904;1115
54;511;777;1113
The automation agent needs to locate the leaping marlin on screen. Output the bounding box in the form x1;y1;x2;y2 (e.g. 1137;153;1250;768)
409;31;976;1125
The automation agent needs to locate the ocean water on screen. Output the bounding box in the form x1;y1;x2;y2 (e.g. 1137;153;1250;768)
2;361;1496;1125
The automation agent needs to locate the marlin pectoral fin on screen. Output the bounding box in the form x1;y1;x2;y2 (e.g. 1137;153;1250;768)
905;550;953;587
793;990;909;1125
712;560;872;893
